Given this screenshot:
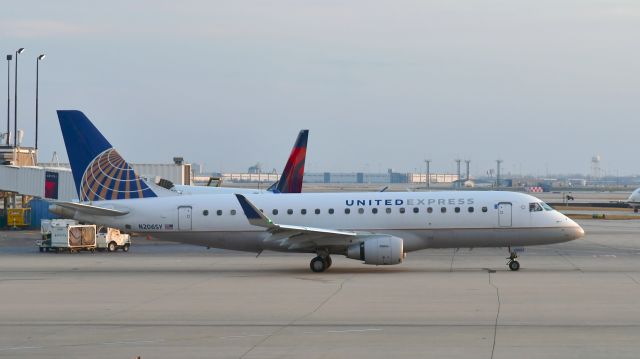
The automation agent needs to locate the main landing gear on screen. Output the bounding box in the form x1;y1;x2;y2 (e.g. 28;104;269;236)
507;248;520;271
310;253;332;273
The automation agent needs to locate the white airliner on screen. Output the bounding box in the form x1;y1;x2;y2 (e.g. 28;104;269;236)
627;188;640;212
52;110;585;272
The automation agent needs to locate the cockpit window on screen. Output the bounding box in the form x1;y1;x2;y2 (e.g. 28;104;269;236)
529;203;543;212
540;202;554;211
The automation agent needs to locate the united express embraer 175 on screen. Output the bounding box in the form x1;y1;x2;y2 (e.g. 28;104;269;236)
52;110;585;272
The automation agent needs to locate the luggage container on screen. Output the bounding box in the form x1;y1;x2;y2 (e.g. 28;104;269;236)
37;219;96;253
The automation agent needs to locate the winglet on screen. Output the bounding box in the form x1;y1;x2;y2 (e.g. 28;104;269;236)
235;194;274;228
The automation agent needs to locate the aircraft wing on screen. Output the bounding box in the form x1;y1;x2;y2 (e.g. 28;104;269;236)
235;194;360;249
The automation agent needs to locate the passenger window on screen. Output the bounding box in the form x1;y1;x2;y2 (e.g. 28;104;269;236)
441;207;446;213
272;209;278;215
427;207;433;214
315;209;320;215
386;208;392;214
345;208;351;214
399;207;406;214
413;207;419;213
329;208;335;214
482;207;488;213
203;210;209;216
287;209;293;215
301;209;307;215
358;208;364;214
372;208;378;214
454;207;460;213
216;210;222;216
230;209;236;215
468;207;474;213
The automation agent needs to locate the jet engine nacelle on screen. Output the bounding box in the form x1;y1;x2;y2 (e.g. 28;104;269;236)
347;236;404;265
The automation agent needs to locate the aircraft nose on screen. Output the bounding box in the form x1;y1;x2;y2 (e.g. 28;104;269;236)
567;218;585;240
573;224;585;239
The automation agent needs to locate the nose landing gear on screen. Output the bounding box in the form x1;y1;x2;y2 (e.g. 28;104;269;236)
507;248;520;271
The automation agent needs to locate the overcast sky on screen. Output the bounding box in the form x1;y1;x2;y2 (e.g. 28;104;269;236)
2;1;639;176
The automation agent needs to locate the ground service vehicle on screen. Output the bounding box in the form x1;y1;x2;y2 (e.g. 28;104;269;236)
96;227;131;252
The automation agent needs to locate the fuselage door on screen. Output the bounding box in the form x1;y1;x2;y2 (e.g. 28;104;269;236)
178;206;192;231
498;203;512;227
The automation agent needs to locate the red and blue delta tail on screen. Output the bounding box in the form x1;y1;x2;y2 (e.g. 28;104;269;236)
57;110;157;202
270;129;308;194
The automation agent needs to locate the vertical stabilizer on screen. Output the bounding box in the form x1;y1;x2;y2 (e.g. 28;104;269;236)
57;110;157;201
272;129;308;193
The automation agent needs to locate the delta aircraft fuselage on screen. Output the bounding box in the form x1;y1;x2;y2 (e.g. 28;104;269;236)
69;190;584;254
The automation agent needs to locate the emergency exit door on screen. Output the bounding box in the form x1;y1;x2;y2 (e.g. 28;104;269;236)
178;206;192;230
498;203;512;227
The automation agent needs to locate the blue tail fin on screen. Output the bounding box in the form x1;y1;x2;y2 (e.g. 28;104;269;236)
57;110;157;201
269;129;308;193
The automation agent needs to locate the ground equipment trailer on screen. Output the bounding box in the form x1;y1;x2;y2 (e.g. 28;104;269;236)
96;226;131;252
37;219;97;253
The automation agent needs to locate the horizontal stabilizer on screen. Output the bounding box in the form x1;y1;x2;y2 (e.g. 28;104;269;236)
53;201;129;216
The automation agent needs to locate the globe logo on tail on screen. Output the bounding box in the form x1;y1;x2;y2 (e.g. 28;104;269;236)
80;148;156;201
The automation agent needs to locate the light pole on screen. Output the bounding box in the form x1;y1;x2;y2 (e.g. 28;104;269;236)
13;48;24;147
5;54;11;146
465;160;471;180
35;54;45;150
424;159;431;189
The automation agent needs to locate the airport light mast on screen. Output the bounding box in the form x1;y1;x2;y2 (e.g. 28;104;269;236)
13;48;24;147
496;159;503;187
5;54;11;146
424;159;431;189
465;160;471;180
35;54;45;150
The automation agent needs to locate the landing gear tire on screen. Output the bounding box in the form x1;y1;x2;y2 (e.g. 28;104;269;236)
508;260;520;271
325;256;332;269
635;207;639;213
310;256;328;273
507;247;520;271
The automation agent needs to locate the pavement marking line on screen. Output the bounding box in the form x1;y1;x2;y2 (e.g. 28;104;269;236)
0;346;44;351
238;275;353;359
325;329;382;334
555;250;582;272
625;273;640;286
219;334;269;340
449;248;458;272
101;340;163;345
488;270;501;359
